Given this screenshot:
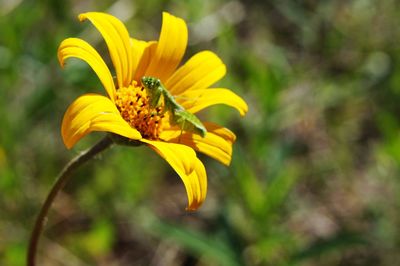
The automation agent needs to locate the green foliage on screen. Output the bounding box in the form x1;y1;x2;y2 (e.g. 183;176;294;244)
2;0;400;265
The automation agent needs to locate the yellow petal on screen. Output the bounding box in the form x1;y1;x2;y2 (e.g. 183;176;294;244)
160;122;236;166
131;38;150;79
62;93;141;149
142;139;206;210
203;122;236;142
131;39;158;82
58;38;116;101
144;12;188;82
165;51;226;95
186;158;207;211
178;88;248;116
79;12;133;88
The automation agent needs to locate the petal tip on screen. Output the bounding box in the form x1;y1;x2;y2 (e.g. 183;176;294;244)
185;205;200;212
240;102;249;117
78;13;86;22
63;137;74;149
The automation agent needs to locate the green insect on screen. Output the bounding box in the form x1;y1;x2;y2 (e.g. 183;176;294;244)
141;76;207;137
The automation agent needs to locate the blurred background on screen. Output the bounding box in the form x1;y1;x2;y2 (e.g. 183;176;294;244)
1;0;400;265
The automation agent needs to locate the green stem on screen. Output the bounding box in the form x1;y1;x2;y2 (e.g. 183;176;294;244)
27;136;114;266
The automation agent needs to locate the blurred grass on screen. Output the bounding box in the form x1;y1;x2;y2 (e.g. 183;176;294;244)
2;0;400;265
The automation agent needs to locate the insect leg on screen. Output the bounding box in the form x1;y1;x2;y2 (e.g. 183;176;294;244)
178;119;185;143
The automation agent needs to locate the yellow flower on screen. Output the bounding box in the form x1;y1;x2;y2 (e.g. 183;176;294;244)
58;12;248;210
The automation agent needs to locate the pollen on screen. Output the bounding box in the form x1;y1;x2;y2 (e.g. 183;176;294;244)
115;81;164;140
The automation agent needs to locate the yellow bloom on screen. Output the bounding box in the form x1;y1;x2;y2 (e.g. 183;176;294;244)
58;12;248;210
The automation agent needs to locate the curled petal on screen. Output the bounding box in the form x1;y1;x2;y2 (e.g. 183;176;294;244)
165;51;226;95
160;122;236;166
178;88;248;116
62;93;141;149
186;158;207;211
79;12;133;88
145;12;188;82
58;38;116;101
142;139;206;210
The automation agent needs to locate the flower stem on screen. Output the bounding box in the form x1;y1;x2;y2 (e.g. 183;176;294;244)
27;136;114;266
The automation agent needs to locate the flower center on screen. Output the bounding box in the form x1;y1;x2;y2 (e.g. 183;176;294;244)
115;81;165;140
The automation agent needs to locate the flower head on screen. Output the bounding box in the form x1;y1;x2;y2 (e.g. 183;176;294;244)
58;12;248;210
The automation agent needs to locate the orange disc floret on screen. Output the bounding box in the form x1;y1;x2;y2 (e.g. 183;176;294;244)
115;81;165;140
